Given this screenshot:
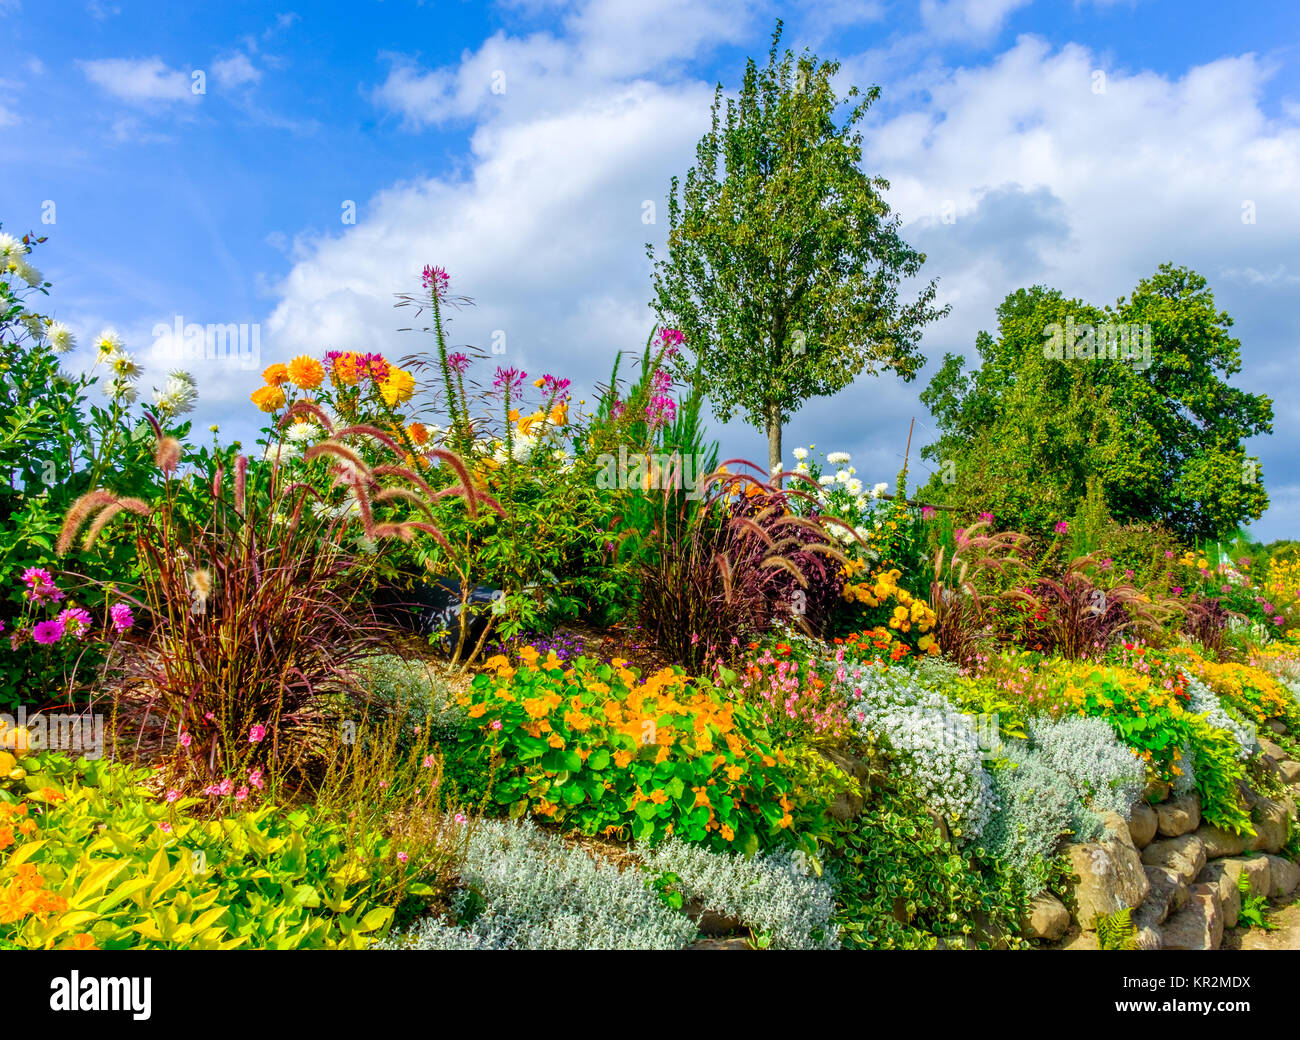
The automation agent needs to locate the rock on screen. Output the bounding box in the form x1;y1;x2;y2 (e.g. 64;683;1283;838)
683;898;746;937
1127;804;1158;849
687;938;751;950
1156;794;1201;838
1279;760;1300;786
1268;719;1287;735
1134;925;1163;950
1197;862;1242;929
1264;854;1300;897
1058;929;1100;951
820;749;868;821
1261;736;1287;760
1065;837;1150;930
1247;795;1291;854
1134;865;1188;928
1099;811;1135;848
1141;835;1207;887
1194;823;1249;859
1218;855;1272;900
1023;894;1070;942
1161;883;1223;950
1144;780;1172;803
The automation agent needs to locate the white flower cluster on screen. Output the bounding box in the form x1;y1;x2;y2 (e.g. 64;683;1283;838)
1024;715;1145;816
379;817;697;950
639;838;840;949
0;233;42;288
848;664;995;840
88;327;196;416
1186;674;1259;761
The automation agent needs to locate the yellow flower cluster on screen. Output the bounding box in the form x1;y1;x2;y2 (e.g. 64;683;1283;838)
841;562;938;649
1171;647;1298;726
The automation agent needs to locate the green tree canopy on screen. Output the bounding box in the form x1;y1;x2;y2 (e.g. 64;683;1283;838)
919;264;1273;542
648;21;946;475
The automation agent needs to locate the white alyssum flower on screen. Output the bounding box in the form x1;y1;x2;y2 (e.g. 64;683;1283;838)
827;451;851;465
46;321;75;354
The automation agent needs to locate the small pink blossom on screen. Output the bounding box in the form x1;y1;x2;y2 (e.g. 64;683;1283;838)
180;731;192;747
397;851;409;864
166;789;180;803
234;786;249;802
249;724;266;743
248;768;264;790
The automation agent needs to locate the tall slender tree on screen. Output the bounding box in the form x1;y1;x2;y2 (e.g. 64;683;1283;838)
648;21;947;476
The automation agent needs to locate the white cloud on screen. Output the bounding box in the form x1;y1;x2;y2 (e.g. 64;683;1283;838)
919;0;1034;43
370;0;763;129
80;57;197;103
213;53;261;89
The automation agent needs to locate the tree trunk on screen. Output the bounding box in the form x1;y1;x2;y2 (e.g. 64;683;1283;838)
766;401;782;481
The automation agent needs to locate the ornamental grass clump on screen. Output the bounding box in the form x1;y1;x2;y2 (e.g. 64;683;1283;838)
55;423;478;789
633;464;845;671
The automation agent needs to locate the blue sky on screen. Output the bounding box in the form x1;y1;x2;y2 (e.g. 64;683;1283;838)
3;0;1299;539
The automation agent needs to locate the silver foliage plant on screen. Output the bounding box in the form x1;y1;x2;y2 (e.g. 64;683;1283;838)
640;838;840;949
379;818;697;950
847;664;995;842
1185;674;1259;761
1025;715;1145;817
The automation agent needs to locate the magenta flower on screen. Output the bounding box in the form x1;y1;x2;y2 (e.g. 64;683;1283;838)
218;778;234;797
248;768;264;790
180;731;192;747
659;328;685;358
234;786;249;803
1275;615;1285;625
1172;586;1184;595
454;813;468;824
1054;520;1068;534
422;265;450;300
58;607;92;639
249;724;267;744
490;719;502;731
109;603;134;633
921;506;935;519
448;352;471;375
32;619;65;645
492;366;526;397
22;567;64;604
397;851;409;864
979;512;994;524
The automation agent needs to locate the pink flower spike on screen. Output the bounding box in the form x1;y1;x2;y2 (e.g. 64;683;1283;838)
249;724;267;743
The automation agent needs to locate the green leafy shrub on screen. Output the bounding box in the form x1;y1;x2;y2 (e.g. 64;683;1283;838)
827;783;1027;950
0;754;455;949
454;650;817;853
